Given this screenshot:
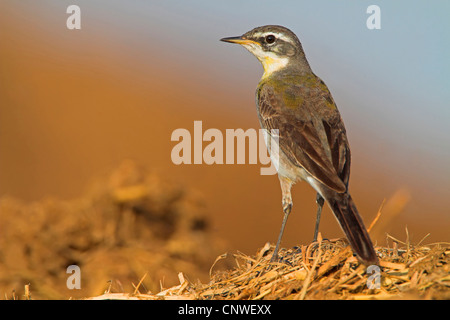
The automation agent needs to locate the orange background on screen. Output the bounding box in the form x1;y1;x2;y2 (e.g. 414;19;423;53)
0;2;448;259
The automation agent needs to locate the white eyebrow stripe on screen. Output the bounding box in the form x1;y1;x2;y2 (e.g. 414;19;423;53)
253;31;295;45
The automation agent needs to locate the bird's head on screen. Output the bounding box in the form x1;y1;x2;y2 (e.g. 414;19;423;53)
221;25;310;77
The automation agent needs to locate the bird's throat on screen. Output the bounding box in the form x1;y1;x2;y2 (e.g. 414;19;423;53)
260;56;289;79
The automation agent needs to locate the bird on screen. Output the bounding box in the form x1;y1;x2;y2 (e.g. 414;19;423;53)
221;25;378;265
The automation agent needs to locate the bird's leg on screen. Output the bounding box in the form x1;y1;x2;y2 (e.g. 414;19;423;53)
271;177;293;263
313;193;325;242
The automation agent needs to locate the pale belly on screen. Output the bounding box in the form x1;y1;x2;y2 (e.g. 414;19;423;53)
264;130;324;197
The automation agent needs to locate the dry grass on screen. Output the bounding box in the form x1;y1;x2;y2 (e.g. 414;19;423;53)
0;160;228;299
85;186;449;300
1;161;448;300
88;234;450;300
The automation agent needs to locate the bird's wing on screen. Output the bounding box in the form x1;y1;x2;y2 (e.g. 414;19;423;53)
257;76;351;192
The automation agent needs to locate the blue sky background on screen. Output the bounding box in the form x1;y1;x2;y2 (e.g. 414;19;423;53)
107;0;450;182
5;0;450;191
1;0;449;249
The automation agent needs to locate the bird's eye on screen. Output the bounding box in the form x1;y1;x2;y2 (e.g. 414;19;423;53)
265;35;276;44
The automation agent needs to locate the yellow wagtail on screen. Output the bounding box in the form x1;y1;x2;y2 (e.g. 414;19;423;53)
221;25;378;265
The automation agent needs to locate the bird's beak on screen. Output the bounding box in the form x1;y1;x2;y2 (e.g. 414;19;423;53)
220;36;258;46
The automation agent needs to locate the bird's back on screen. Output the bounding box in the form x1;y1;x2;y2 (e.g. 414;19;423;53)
256;70;351;192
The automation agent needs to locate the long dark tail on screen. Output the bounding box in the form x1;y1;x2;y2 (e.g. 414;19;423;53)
324;191;378;265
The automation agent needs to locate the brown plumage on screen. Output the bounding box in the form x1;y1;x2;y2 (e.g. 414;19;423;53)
222;25;378;265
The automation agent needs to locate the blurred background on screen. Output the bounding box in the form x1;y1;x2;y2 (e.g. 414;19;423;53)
0;0;449;298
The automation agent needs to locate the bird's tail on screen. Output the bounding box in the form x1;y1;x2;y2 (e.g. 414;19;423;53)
324;191;378;265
